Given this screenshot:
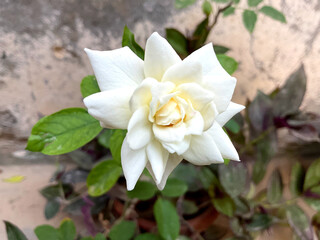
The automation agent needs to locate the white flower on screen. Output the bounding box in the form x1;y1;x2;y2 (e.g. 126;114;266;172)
84;32;245;191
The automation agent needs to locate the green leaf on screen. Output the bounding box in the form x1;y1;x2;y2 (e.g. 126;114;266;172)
127;181;157;200
26;108;102;155
190;17;210;51
122;26;144;60
3;175;25;183
161;178;188;197
242;10;257;33
217;54;238;75
267;170;283;204
109;129;126;164
202;1;213;16
223;7;235;17
219;163;248;198
59;219;76;240
134;233;162;240
154;198;180;240
213;45;230;54
98;129;114;149
248;0;263;7
246;213;274;231
212;0;229;2
35;225;60;240
290;162;305;197
166;28;188;56
4;221;28;240
69;150;94;170
40;184;73;200
109;220;136;240
87;160;122;196
225;119;241;134
212;196;235;217
45;199;60;220
94;233;106;240
182;200;199;215
273;65;306;117
172;163;200;191
260;6;286;23
80;75;100;98
286;205;313;240
175;0;196;9
304;158;320;191
199;167;218;190
312;212;320;239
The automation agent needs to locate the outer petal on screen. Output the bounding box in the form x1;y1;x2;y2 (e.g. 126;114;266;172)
183;43;228;78
121;137;148;190
182;133;224;165
200;102;218;131
85;47;144;91
83;88;133;129
185;111;204;136
162;61;202;85
215;102;245;127
203;75;237;113
127;106;152;150
147;153;183;190
144;32;181;80
207;122;239;161
146;140;169;184
153;123;186;143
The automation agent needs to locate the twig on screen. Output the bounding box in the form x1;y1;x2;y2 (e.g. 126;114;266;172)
210;1;233;29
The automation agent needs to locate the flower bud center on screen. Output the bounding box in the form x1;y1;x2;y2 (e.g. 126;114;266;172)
154;98;183;126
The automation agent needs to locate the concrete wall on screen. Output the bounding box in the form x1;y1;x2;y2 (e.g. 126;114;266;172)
0;0;319;138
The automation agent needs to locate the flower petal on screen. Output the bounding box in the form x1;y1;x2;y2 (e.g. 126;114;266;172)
83;88;133;129
203;75;237;113
162;60;202;85
129;78;158;112
162;135;191;155
153;123;186;143
185;111;204;136
146;140;169;184
127;106;152;150
144;32;181;80
157;154;183;190
183;43;228;78
84;47;144;91
176;83;214;111
207;122;239;161
182;133;224;165
200;102;218;131
121;137;147;190
215;102;245;127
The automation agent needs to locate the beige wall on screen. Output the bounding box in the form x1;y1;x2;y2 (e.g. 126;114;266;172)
0;0;319;138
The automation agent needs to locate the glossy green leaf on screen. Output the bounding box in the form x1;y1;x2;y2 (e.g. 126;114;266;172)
260;6;286;23
267;170;283;204
154;198;180;240
26;108;102;155
286;205;313;240
4;221;28;240
175;0;196;9
87;160;122;196
94;233;106;240
122;26;144;60
242;10;257;33
134;233;162;240
223;7;235;17
80;75;100;98
219;163;248;198
166;28;188;56
290;162;305;197
109;220;136;240
109;129;126;164
162;178;188;197
127;181;157;200
246;214;274;231
59;219;76;240
304;158;320;191
202;1;212;16
212;196;235;217
190;17;210;51
213;45;230;54
225;119;241;134
45;199;60;220
248;0;263;7
217;54;238;75
98;129;114;149
35;225;60;240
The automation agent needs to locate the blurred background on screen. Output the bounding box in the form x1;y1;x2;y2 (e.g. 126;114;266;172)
0;0;319;239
